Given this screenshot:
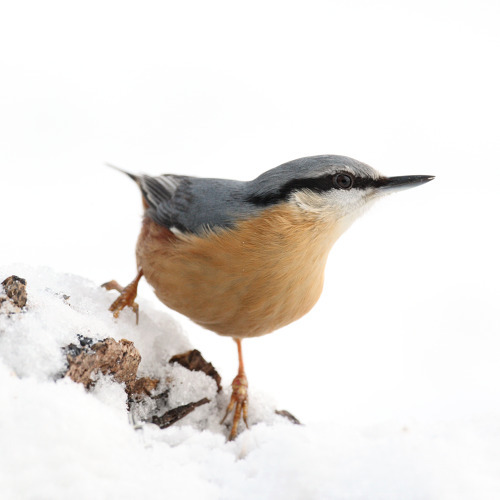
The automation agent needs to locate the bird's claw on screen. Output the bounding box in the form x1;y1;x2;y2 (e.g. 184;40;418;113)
220;372;249;441
101;271;143;324
108;290;140;324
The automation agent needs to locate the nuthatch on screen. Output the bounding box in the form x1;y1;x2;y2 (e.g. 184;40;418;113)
104;154;434;440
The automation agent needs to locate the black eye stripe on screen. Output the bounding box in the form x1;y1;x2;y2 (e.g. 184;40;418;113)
352;177;386;189
247;173;385;206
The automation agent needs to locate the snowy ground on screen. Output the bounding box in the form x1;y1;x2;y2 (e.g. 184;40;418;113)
1;265;500;500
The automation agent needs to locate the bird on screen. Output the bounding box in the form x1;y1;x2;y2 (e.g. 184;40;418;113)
103;154;434;440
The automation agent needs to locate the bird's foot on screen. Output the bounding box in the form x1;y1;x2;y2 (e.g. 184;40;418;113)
220;371;249;441
101;269;143;324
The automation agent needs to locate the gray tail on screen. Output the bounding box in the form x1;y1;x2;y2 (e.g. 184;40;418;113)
105;163;139;183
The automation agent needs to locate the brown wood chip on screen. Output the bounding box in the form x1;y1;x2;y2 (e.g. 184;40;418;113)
65;337;159;398
275;409;302;425
65;338;140;392
0;275;28;313
152;397;210;429
130;377;160;396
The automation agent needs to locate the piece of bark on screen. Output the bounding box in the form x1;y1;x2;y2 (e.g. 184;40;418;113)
65;337;159;398
275;409;302;425
130;377;160;396
152;397;210;429
0;275;27;314
169;349;222;392
65;338;141;393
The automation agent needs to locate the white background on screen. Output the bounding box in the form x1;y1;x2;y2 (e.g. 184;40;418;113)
2;0;499;427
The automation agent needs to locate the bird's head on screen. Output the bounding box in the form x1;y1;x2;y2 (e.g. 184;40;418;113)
247;155;434;230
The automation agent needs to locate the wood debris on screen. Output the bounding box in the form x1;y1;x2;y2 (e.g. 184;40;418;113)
152;398;210;429
275;409;301;425
0;275;27;314
64;337;158;397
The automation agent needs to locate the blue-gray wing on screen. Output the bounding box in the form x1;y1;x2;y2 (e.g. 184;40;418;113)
137;174;256;235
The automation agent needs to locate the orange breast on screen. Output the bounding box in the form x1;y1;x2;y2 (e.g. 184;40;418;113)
136;205;341;338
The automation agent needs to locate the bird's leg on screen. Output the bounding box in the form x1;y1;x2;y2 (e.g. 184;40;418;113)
220;338;249;441
101;268;143;324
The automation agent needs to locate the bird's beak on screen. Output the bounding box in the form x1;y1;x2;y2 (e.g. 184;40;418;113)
377;175;435;194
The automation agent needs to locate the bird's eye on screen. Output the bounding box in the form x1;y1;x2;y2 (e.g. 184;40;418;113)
333;173;353;190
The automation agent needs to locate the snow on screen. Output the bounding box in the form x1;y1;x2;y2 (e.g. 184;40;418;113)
1;265;500;500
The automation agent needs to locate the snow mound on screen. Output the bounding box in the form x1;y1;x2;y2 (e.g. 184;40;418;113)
1;265;499;500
